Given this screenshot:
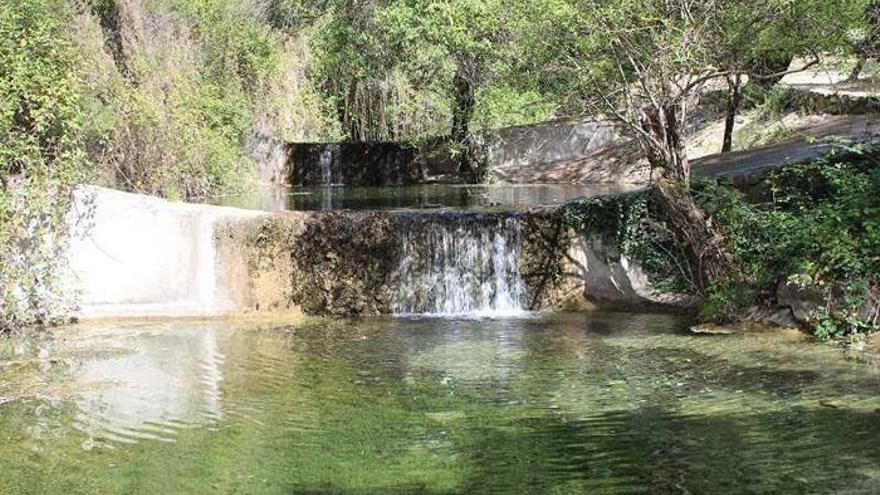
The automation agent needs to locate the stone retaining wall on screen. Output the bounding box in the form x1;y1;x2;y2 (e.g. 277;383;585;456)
67;186;685;319
289;142;427;186
284;121;619;186
489;121;618;171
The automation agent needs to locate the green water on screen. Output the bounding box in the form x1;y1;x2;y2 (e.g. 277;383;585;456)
1;312;879;494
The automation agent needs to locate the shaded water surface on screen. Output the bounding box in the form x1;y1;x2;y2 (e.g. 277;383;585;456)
1;312;879;494
212;183;635;212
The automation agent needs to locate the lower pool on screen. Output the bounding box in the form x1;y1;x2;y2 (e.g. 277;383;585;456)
1;312;878;494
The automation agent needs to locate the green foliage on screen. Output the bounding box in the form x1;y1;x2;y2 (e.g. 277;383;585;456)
695;149;880;337
0;0;90;332
310;3;451;141
750;86;797;120
265;0;329;32
173;0;280;92
473;86;557;130
563;149;879;339
0;0;86;180
310;0;559;142
75;0;303;199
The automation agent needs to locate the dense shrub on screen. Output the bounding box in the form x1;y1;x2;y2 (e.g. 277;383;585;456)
698;148;880;338
69;0;340;199
77;0;276;199
0;0;90;332
564;148;879;339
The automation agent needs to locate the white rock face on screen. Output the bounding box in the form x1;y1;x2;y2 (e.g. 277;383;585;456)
247;134;290;185
67;186;266;318
566;234;695;308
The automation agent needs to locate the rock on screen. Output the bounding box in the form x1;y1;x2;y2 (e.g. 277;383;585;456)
858;287;879;326
777;282;825;325
689;324;737;335
247;134;290;185
766;308;801;329
559;231;696;310
560;295;600;312
819;399;845;409
744;305;802;329
425;410;465;422
778;280;878;330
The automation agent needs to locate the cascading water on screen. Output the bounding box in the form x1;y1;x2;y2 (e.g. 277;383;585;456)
318;144;340;186
393;213;526;317
318;144;341;210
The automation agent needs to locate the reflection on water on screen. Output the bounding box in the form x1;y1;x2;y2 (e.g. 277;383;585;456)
72;325;224;446
212;183;638;212
1;312;880;494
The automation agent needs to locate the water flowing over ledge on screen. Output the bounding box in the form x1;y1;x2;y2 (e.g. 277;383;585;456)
393;212;527;317
67;186;687;319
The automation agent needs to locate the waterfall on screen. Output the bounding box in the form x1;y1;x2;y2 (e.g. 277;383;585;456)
318;144;340;185
393;213;526;317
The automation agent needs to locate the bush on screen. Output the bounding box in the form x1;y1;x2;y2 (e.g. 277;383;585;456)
749;85;796;119
76;0;279;199
696;147;880;337
1;0;90;332
563;147;879;339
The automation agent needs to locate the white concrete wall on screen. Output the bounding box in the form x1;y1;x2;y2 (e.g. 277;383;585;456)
490;121;618;169
68;186;267;318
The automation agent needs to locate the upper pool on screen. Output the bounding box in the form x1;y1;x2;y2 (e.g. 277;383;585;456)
1;312;879;493
211;183;638;212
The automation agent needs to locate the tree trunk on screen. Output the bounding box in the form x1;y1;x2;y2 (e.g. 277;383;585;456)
721;75;742;153
337;84;359;142
847;58;865;82
452;66;481;182
451;68;475;146
641;105;733;291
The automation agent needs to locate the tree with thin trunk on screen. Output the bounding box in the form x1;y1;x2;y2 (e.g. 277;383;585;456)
378;0;514;182
848;2;880;82
712;1;859;153
532;0;862;290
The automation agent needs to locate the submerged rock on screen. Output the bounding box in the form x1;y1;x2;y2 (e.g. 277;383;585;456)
425;411;466;422
820;399;845;409
688;324;737;335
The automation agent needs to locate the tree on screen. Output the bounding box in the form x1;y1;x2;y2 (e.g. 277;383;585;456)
847;2;880;82
312;0;548;180
713;1;862;153
537;0;862;291
377;0;516;181
311;1;402;142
